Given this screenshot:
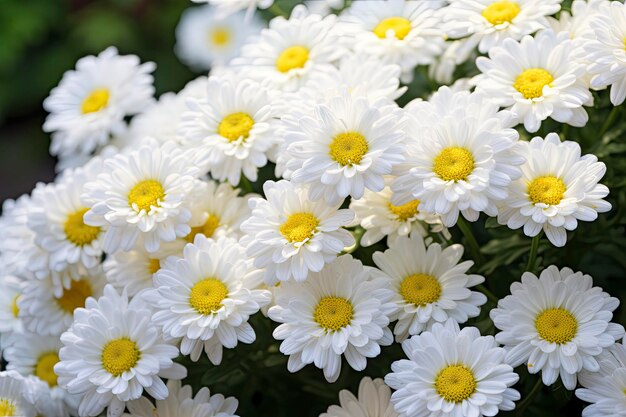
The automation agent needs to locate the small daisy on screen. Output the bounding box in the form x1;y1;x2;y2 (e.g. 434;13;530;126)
385;320;520;417
20;374;77;417
444;0;561;53
197;0;273;19
321;376;397;417
179;75;279;186
0;276;23;347
43;47;155;158
0;371;37;417
240;180;355;284
490;265;625;390
497;133;612;247
475;30;593;133
547;0;607;42
55;285;187;417
143;235;271;365
269;255;397;383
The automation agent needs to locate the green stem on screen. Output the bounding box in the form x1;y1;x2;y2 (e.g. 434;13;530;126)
516;377;543;415
525;232;542;273
477;284;498;304
268;3;288;17
343;227;364;254
238;176;253;194
599;106;620;137
456;217;485;265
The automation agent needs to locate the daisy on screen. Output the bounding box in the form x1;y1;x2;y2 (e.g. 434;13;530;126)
179;74;279;186
125;379;238;417
43;47;155;159
269;255;397;383
55;285;187;417
143;235;271;365
497;133;612;247
490;265;625;390
0;275;23;348
240;180;355;284
475;30;593;133
20;375;77;417
373;233;487;342
197;0;273;19
443;0;561;53
391;87;524;227
547;0;607;42
385;320;520;417
320;376;397;417
0;371;36;417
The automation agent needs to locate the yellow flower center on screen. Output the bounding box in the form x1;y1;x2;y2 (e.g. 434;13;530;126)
314;296;353;331
148;258;161;275
276;45;309;73
101;338;140;377
535;308;578;344
514;68;554;99
35;352;60;387
217;112;255;142
399;273;441;306
0;399;16;416
128;180;166;212
280;212;319;243
482;1;521;25
189;278;229;315
433;147;475;182
329;132;369;166
81;88;110;114
210;27;231;46
185;214;221;243
373;16;412;40
64;208;101;246
435;365;477;403
11;295;19;318
388;199;420;221
527;176;566;205
56;279;93;314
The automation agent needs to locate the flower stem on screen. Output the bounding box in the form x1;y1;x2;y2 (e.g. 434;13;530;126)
477;284;498;304
525;232;542;273
600;106;620;137
456;217;485;265
238;176;253;194
268;3;288;17
515;377;543;415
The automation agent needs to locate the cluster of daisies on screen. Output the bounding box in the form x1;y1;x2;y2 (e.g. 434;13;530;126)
1;0;625;416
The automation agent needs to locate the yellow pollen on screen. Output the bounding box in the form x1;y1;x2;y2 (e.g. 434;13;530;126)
280;212;319;243
148;258;161;275
128;180;165;212
435;365;477;403
373;16;412;40
81;88;110;114
482;1;521;25
35;352;60;387
11;295;19;318
528;176;566;205
388;199;420;221
56;279;92;314
314;296;353;332
535;308;578;344
514;68;554;99
329;132;369;166
189;278;229;315
276;45;309;73
210;27;231;46
0;399;16;416
64;208;101;246
102;338;140;377
217;112;255;142
185;214;221;243
400;274;441;306
433;147;475;182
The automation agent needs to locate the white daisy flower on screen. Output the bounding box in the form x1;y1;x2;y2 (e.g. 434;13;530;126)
240;180;355;284
475;30;593;133
176;5;263;70
373;233;487;342
284;89;406;204
547;0;607;42
196;0;273;19
584;1;626;105
320;376;397;417
444;0;561;53
43;47;155;159
497;133;611;247
269;255;396;383
82;140;202;253
341;0;445;83
55;285;187;417
490;265;625;390
125;379;238;417
179;75;279;186
20;374;77;417
0;276;23;347
391;87;524;227
385;320;520;417
0;371;36;417
143;235;271;365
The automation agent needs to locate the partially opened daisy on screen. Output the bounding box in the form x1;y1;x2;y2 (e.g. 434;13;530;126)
490;265;625;390
240;180;355;284
55;285;186;417
0;371;37;417
321;377;397;417
475;30;593;133
385;320;520;417
269;255;396;383
143;235;271;365
497;133;611;247
373;233;487;342
43;47;155;159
